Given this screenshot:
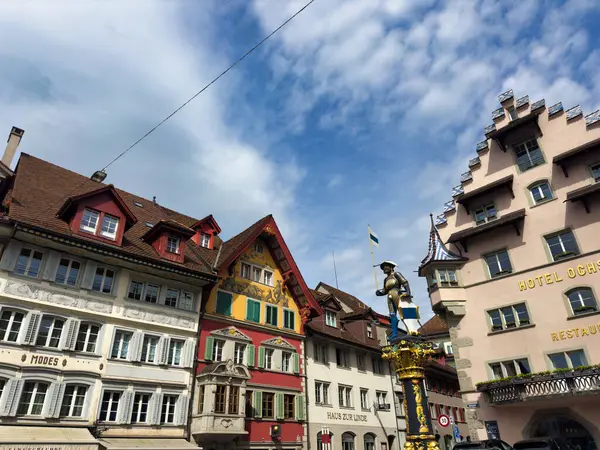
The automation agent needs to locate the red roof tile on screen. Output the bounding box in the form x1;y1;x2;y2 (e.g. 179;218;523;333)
418;315;449;336
317;282;370;313
8;153;219;277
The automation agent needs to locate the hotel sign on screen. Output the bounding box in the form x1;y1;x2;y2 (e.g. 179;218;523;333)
517;259;600;291
326;411;368;422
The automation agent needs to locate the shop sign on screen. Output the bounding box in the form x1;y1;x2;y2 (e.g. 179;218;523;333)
326;411;368;422
517;259;600;291
551;324;600;342
485;421;501;440
27;354;62;367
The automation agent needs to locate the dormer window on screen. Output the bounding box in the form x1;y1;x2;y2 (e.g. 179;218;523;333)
325;310;337;328
100;214;119;240
473;204;497;225
81;209;100;233
200;233;210;248
367;325;373;339
166;236;180;254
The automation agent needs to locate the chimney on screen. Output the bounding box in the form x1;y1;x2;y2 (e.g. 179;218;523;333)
3;127;24;168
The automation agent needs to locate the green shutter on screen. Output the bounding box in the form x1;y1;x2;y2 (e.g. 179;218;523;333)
247;299;260;322
295;395;306;421
258;346;265;369
247;344;256;367
293;353;300;374
253;391;263;418
254;301;261;322
204;336;214;361
216;291;232;316
275;393;284;420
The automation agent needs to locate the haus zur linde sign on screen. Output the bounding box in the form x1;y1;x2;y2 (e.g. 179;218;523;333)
326;411;368;422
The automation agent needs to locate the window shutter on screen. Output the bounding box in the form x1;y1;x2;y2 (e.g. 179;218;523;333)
295;394;306;421
174;394;189;426
59;318;80;351
258;346;265;369
95;324;106;356
204;336;214;361
0;240;22;272
182;338;196;368
22;311;42;345
45;382;65;418
81;261;98;289
0;378;24;416
293;353;300;374
128;332;143;362
160;336;171;365
253;391;262;419
275;393;284;420
41;251;61;281
117;390;134;424
246;344;255;367
149;392;163;425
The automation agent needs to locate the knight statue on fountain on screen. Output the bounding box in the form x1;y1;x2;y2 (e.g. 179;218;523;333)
375;260;423;340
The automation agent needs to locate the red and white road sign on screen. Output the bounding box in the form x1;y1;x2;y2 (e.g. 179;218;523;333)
438;414;450;427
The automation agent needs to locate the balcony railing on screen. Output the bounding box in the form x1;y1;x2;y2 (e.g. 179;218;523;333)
477;367;600;405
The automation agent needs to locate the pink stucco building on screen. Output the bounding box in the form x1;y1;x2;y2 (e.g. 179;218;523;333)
418;90;600;447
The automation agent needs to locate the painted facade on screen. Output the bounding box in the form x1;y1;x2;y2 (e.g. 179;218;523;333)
0;131;216;449
191;216;321;450
419;91;600;446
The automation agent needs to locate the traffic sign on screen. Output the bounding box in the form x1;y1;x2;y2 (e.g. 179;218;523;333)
454;425;461;440
438;414;450;427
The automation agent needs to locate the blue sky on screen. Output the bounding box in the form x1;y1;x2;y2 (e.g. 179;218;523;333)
1;0;599;320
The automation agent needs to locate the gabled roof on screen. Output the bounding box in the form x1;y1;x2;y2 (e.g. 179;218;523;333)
309;288;343;312
141;218;195;242
316;282;369;313
192;214;222;234
418;315;449;337
56;184;137;226
217;215;322;314
418;214;466;275
7;153;219;277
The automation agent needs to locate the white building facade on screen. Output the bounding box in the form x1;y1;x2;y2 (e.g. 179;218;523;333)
0;139;219;450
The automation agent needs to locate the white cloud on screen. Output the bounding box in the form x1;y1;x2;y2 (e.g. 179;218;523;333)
0;1;302;241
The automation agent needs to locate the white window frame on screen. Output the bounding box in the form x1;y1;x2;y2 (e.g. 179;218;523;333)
488;358;531;379
485;250;512;278
17;381;49;416
99;389;122;422
437;269;458;287
127;280;145;301
166;236;180;254
54;257;82;287
80;209;100;234
314;381;330;405
338;385;352;407
234;343;246;365
60;384;88;418
529;181;553;204
545;230;579;261
100;214;119;240
179;291;195;311
0;308;25;343
213;339;225;362
487;302;530;332
111;330;133;360
131;391;152;424
548;349;588;370
75;322;101;353
14;247;44;278
325;310;337;327
240;261;274;287
144;283;160;304
366;325;373;339
336;348;349;368
376;391;387;406
35;315;65;348
514;138;545;171
167;339;185;366
473;203;497;225
265;348;274;370
92;266;115;294
200;233;210;248
360;388;369;409
372;357;384;375
160;393;178;424
165;288;180;308
141;334;160;363
314;342;329;364
282;351;292;372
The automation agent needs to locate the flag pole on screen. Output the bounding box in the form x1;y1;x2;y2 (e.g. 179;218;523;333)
332;251;339;289
368;225;378;291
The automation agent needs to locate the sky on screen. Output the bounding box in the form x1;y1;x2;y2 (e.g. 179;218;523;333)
1;0;599;320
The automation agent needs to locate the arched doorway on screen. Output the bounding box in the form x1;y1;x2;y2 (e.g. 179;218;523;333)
342;432;356;450
530;416;596;450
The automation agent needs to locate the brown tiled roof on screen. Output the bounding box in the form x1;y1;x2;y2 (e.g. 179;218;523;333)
216;215;272;269
306;318;381;351
8;153;219;277
317;282;369;313
309;288;332;303
418;315;449;337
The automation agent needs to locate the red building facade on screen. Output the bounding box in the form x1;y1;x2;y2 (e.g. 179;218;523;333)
191;216;321;450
